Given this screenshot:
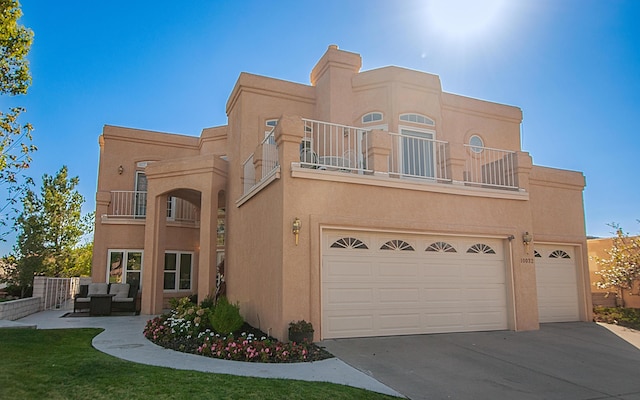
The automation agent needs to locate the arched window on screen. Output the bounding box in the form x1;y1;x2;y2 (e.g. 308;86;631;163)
399;113;435;126
426;242;457;253
466;243;496;254
330;237;368;249
380;240;414;251
362;112;383;124
549;250;571;259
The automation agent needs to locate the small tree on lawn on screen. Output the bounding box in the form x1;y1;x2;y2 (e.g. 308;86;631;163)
0;0;36;241
6;166;93;295
594;227;640;307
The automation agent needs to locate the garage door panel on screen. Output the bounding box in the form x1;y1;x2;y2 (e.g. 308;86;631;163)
323;231;508;338
379;288;420;303
466;312;507;329
325;287;373;305
377;262;420;277
324;260;372;279
379;312;423;330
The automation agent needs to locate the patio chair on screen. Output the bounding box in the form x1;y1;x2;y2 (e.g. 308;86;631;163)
110;282;139;314
73;283;109;313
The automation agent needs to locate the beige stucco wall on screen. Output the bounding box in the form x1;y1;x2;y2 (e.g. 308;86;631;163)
92;45;588;341
528;165;591;321
92;125;227;310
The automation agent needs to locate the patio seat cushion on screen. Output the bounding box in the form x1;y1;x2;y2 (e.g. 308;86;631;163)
87;283;108;296
109;283;130;299
75;297;90;303
112;296;134;303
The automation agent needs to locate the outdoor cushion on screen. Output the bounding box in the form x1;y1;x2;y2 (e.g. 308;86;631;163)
109;283;130;299
75;297;90;303
112;297;134;303
87;283;108;296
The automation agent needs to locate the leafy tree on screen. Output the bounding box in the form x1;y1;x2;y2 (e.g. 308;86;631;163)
7;166;93;294
0;0;35;240
595;227;640;307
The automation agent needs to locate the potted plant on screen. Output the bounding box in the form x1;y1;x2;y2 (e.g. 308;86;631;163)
288;320;314;343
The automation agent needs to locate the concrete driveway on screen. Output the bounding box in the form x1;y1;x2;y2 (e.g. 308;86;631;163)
320;323;640;400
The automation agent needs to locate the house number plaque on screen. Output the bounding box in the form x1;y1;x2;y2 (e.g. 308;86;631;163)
520;257;535;264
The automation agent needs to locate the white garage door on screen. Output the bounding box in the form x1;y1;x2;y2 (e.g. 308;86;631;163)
322;231;508;339
535;244;580;323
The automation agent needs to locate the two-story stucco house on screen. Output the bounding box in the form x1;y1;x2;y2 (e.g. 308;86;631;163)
91;45;591;341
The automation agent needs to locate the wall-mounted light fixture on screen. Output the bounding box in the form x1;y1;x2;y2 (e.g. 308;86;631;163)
523;231;533;252
118;165;124;175
292;217;301;245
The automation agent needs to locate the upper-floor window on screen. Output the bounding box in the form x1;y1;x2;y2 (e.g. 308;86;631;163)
469;135;485;153
362;112;383;124
400;113;435;126
266;119;278;128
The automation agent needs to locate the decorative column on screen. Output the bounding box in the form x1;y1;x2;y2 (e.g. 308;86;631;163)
141;192;167;314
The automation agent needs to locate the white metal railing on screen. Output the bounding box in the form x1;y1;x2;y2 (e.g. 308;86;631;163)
108;191;199;222
301;119;371;173
463;145;518;189
261;129;278;179
388;132;450;182
242;154;256;194
43;277;80;310
242;128;279;195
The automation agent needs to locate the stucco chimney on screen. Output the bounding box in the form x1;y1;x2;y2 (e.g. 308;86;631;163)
310;45;362;124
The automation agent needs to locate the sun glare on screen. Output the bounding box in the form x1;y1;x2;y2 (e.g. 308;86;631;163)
426;0;509;41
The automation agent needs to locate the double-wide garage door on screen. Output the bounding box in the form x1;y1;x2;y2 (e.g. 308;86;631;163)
322;231;508;339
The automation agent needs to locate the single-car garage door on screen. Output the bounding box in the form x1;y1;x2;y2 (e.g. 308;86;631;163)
535;244;580;323
322;230;508;339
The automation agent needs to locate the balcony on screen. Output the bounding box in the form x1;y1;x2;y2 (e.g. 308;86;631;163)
240;118;526;200
105;191;199;224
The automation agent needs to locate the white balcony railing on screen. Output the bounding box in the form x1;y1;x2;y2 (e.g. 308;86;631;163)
242;128;279;194
107;191;199;223
463;145;518;189
300;119;371;173
388;132;450;182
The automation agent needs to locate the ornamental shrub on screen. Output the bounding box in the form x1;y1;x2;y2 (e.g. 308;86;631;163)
210;296;244;334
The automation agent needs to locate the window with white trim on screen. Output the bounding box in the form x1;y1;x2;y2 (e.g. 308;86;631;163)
362;112;383;124
400;126;436;178
164;252;193;291
469;135;484;153
107;250;143;288
399;113;435;126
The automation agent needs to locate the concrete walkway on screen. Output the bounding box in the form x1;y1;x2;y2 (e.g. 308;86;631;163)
6;310;402;397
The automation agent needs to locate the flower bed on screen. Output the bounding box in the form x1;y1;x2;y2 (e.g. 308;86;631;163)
143;298;332;363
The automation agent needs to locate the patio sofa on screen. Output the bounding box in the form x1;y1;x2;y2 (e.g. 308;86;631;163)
73;282;139;314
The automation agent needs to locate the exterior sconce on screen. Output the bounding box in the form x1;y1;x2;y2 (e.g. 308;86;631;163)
292;217;301;245
523;231;533;251
118;165;124;175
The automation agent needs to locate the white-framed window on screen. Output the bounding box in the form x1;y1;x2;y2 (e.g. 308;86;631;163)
399;126;436;178
107;250;143;288
134;171;148;217
469;134;485;153
362;112;383;124
399;113;435;126
164;251;193;291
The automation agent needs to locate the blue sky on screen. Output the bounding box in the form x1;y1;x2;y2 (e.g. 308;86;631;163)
1;0;639;254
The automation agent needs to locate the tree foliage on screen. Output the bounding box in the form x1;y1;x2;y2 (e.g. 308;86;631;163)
3;167;93;295
0;0;34;240
594;227;640;307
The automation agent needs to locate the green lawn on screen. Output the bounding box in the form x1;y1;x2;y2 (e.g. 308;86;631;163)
0;328;396;400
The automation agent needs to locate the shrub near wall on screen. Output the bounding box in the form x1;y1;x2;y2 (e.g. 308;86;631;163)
0;297;41;321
